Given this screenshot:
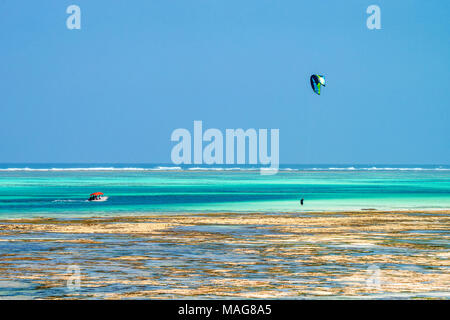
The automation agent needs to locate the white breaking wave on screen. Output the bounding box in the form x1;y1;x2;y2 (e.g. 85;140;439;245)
0;166;448;172
151;166;182;171
188;167;224;171
0;167;182;172
0;167;144;172
187;167;260;171
309;167;450;171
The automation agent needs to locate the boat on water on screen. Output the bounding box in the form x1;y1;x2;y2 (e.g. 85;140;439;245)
88;192;108;202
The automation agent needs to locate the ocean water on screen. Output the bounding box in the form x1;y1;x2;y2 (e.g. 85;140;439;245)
0;164;449;218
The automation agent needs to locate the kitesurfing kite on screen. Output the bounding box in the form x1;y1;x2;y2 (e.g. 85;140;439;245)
310;74;326;95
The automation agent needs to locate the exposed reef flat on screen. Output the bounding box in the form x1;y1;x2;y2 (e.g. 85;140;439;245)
0;210;449;299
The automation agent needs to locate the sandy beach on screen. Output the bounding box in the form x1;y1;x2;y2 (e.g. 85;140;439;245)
1;210;449;299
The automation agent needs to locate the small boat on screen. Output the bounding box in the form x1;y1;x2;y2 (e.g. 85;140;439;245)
88;192;108;202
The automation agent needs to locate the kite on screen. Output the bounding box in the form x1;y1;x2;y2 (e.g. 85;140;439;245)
310;74;326;95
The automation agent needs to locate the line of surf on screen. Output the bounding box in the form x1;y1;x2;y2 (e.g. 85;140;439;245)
0;166;448;172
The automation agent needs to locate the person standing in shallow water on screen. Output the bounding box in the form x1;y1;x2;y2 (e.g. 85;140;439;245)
300;198;304;206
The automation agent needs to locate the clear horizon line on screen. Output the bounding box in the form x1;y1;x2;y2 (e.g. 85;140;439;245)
0;162;448;166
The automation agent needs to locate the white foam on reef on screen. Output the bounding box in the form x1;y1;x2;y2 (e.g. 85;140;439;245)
187;167;260;171
0;167;181;172
150;166;182;171
309;167;450;171
0;167;144;171
0;166;448;172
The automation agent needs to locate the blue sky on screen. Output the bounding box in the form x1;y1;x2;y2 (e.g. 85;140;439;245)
0;0;449;164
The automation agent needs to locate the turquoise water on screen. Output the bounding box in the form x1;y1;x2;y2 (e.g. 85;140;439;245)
0;164;449;218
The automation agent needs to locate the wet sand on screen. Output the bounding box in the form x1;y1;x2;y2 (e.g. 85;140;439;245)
0;210;449;299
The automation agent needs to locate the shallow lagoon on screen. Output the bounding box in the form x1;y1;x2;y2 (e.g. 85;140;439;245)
0;168;449;218
0;168;448;298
